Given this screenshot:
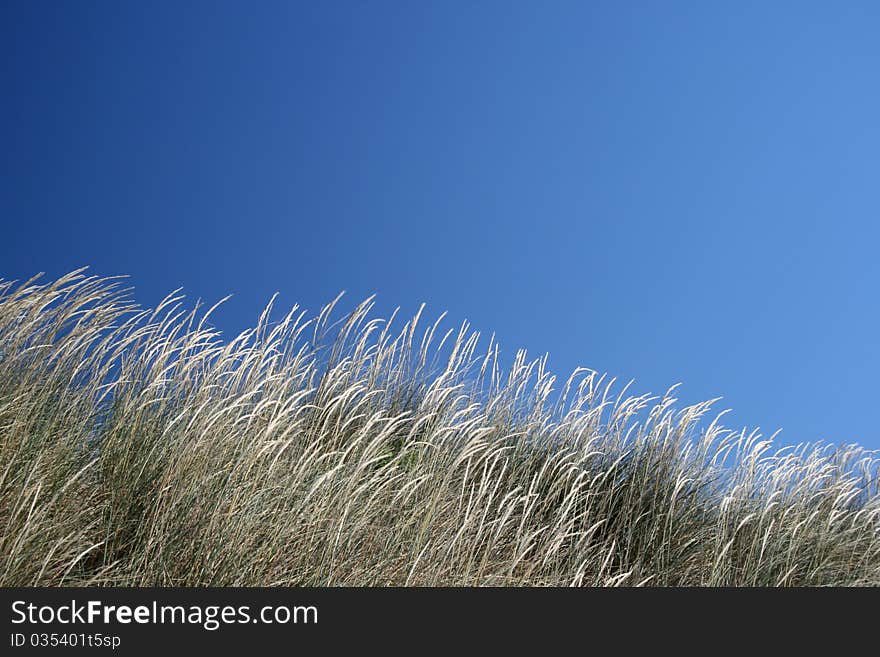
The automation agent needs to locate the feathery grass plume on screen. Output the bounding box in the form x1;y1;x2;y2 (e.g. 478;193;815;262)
0;269;877;585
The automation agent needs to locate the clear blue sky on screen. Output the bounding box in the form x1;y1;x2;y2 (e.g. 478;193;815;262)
2;2;879;450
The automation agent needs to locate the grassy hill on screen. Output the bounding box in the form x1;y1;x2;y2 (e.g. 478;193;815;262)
1;269;878;586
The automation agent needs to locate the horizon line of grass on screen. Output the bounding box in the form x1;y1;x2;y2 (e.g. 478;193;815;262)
1;269;877;586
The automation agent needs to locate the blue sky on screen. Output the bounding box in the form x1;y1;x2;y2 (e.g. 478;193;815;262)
2;1;879;450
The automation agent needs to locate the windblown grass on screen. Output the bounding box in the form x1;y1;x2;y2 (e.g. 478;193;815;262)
1;269;877;586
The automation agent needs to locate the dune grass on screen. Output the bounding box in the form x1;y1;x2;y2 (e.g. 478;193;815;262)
1;269;878;586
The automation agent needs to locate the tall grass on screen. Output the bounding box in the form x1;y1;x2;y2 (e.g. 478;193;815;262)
1;269;878;586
